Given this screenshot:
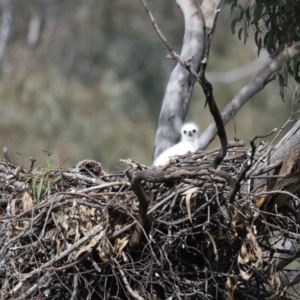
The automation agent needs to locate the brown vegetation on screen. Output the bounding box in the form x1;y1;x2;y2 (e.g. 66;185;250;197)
1;140;299;299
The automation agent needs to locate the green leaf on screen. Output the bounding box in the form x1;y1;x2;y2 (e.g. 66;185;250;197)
254;28;260;45
292;57;299;78
245;7;250;23
37;177;44;202
44;180;51;197
52;172;63;183
266;31;274;54
278;74;285;101
282;63;288;86
45;157;53;169
252;4;263;24
237;4;245;12
32;175;39;200
238;27;243;40
263;31;269;48
231;18;237;34
257;38;262;57
243;19;248;44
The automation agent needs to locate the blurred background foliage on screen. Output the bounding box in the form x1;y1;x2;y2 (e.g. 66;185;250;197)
0;0;297;170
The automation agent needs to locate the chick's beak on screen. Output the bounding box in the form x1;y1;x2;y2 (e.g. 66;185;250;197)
188;131;193;137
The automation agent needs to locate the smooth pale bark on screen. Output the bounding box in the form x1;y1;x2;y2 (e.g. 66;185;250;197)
270;232;300;270
198;41;300;149
266;119;300;165
0;0;11;62
152;0;223;163
244;119;300;194
279;270;300;289
150;0;300;289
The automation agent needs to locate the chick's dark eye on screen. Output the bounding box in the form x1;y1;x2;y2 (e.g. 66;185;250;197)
192;129;196;133
183;130;187;134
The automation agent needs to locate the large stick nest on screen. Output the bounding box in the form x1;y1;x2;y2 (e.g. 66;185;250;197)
0;142;299;300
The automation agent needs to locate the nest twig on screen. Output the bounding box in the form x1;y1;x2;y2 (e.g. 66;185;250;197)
0;143;299;299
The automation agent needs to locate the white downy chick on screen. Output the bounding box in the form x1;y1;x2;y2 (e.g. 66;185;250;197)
153;122;199;167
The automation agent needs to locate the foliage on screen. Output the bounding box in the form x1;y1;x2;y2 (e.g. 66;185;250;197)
0;0;294;168
32;153;62;203
0;67;155;169
227;0;300;84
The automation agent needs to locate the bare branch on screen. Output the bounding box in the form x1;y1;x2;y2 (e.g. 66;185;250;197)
198;41;300;149
147;0;224;163
148;0;206;162
280;269;300;290
249;119;300;192
128;170;151;249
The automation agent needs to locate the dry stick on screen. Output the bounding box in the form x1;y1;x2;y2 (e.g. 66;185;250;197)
52;212;70;248
76;181;130;193
43;251;91;272
128;168;208;247
204;230;218;262
8;224;104;291
247;160;282;178
150;0;206;161
198;10;228;170
195;12;234;190
143;0;228;170
128;169;197;247
247;111;300;191
12;273;53;300
0;192;103;221
140;0;201;79
70;273;79;300
126;212;161;268
63;172;108;187
254;190;300;201
192;141;245;161
135;1;229;246
0;221;30;261
198;41;300;150
154;200;212;226
141;0;227;168
29;157;36;172
128;167;230;245
113;258;145;300
229;129;278;203
128;170;151;249
269;86;300;148
246;118;292;183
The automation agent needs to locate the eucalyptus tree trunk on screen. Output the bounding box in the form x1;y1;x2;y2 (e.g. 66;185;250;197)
152;0;223;163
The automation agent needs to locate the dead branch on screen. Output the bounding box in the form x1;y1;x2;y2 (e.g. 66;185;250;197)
199;42;300;149
1;145;300;298
141;0;206;162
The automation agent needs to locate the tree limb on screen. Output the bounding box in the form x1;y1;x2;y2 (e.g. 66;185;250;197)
248;120;300;192
150;0;206;162
144;0;223;163
197;8;227;169
0;0;11;63
280;269;300;290
128;170;151;249
198;41;300;149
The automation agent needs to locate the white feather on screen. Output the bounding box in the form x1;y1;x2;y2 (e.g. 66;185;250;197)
153;122;199;167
